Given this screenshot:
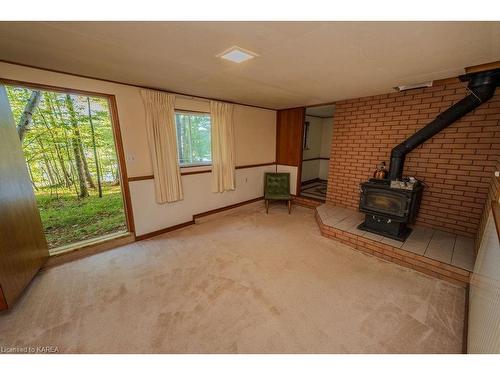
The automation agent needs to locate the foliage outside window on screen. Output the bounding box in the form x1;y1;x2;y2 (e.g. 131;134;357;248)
175;112;212;167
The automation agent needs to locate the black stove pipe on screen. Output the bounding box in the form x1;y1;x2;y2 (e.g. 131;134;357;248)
388;68;500;181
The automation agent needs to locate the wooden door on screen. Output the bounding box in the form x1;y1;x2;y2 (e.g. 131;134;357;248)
0;85;49;311
276;107;306;166
276;107;305;195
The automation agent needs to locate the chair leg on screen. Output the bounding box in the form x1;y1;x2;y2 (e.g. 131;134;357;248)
288;200;291;214
265;199;269;214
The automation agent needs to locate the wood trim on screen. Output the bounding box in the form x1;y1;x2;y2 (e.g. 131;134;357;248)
304;101;337;108
0;59;276;111
181;169;211;176
43;233;134;270
135;220;195;241
108;96;135;234
296;109;306;196
463;284;470;354
276;162;300;167
465;61;500;74
235;162;276;170
129;163;277;182
180;164;212;169
302;157;330;162
193;197;264;219
492;201;500;241
433;77;460;86
175;109;210;115
305;114;333;119
0;286;7;311
128;175;154;182
1;77;136;235
0;77;113;99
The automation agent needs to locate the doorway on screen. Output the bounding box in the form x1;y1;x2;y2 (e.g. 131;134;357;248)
5;83;131;253
299;104;334;202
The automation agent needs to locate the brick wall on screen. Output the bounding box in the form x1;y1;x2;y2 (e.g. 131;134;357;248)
326;78;500;238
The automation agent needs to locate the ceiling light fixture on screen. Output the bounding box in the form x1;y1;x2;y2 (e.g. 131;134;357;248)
217;46;258;63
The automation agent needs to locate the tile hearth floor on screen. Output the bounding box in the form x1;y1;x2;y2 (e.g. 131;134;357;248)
316;203;476;271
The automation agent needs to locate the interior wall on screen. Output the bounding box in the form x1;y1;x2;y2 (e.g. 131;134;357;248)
0;61;277;237
468;209;500;353
476;155;500;251
301;116;323;182
326;79;500;237
276;165;298;195
301;116;333;182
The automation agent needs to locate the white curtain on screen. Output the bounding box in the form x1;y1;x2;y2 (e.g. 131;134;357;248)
210;100;235;193
141;89;183;203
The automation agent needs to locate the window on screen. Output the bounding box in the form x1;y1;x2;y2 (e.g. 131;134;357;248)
175;111;212;167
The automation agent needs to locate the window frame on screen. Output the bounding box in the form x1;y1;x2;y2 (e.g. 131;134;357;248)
174;109;212;169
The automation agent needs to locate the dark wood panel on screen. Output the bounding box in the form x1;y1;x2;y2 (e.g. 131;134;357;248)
0;286;7;310
276;107;305;166
493;201;500;242
0;85;49;310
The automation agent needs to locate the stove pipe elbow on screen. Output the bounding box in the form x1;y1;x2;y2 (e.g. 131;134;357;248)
387;68;500;181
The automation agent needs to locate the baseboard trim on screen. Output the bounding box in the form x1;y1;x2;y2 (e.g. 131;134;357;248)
135;220;195;241
135;196;264;241
193;197;264;220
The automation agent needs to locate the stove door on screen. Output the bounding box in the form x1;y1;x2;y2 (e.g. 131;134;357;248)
360;188;411;218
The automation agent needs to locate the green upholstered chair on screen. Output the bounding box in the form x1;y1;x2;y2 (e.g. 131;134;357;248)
264;172;292;214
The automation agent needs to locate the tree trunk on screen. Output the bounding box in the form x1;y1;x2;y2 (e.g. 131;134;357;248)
17;90;41;142
87;97;102;197
36;137;56;186
26;161;38;191
65;94;88;198
38;109;73;188
79;141;96;189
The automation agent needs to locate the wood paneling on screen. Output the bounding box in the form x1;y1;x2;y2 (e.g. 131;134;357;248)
0;85;49;310
0;287;7;310
493;201;500;241
276;107;305;166
465;60;500;74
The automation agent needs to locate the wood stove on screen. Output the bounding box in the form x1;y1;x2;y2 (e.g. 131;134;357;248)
357;68;499;241
357;179;423;241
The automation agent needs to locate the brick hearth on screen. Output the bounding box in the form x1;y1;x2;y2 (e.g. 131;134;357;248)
315;203;474;286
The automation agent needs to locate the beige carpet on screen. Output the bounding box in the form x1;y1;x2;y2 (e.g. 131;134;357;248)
0;202;465;353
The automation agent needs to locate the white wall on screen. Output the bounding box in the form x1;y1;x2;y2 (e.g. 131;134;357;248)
276;165;298;195
301;116;333;182
0;61;277;237
131;165;276;235
468;209;500;353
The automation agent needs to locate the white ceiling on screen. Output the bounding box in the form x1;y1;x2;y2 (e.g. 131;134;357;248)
0;22;499;109
306;105;335;118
